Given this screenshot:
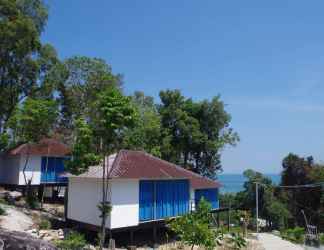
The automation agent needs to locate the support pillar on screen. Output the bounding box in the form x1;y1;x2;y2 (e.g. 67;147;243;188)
130;229;134;246
37;185;44;202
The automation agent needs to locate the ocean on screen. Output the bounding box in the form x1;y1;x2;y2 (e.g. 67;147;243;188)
217;174;281;193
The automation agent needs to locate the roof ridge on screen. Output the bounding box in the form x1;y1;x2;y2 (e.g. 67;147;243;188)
123;150;218;183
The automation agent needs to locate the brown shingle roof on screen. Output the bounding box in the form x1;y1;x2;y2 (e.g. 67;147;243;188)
7;138;70;156
74;150;221;189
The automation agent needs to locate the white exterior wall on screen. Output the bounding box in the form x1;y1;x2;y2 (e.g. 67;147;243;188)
110;179;139;229
0;155;21;184
67;178;139;229
18;155;42;185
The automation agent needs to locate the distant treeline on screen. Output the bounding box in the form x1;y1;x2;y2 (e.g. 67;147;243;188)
221;154;324;231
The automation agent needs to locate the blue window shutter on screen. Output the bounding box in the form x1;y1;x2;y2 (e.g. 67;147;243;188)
139;181;154;221
140;180;190;221
195;188;219;209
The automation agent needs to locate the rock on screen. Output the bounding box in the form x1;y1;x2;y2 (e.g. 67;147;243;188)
3;191;22;204
0;229;57;249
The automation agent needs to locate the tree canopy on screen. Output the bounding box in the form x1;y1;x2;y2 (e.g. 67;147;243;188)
0;0;239;182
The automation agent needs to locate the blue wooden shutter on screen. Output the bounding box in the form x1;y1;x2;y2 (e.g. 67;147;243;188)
156;180;189;219
139;180;154;221
195;188;219;209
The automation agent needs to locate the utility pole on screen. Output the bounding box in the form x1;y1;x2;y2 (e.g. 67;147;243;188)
256;182;259;236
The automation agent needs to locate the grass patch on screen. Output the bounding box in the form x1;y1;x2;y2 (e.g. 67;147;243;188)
55;231;87;250
280;227;305;244
38;217;51;230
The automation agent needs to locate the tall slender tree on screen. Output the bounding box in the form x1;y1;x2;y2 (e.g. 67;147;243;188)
91;87;137;249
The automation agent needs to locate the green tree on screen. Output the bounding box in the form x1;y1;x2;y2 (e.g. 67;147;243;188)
158;89;238;178
237;169;290;230
90;86;137;250
65;118;100;175
169;198;217;250
0;0;41;137
281;153;322;228
122;91;162;156
0;0;60;151
9;98;58;183
55;57;122;133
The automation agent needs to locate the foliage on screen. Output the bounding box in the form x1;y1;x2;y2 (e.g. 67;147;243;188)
0;206;6;216
0;0;40;135
55;56;122;137
280;227;305;244
55;231;87;250
9;98;58;143
158;90;239;178
65;118;100;175
38;217;51;230
26;192;39;209
226;233;247;250
319;233;324;245
280;153;323;228
235;169;291;230
168;198;217;250
122;91;162;157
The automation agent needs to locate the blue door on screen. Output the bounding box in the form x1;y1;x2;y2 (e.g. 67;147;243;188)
41;157;68;183
195;188;219;209
139;180;189;221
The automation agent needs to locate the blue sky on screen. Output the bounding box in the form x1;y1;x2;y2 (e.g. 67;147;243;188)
42;0;324;174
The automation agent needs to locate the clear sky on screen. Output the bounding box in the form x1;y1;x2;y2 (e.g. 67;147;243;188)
42;0;324;174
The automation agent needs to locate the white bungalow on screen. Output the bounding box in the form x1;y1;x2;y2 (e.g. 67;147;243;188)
0;138;70;189
66;150;221;231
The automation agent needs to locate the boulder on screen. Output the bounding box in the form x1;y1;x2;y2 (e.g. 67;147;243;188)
3;191;23;204
0;229;57;249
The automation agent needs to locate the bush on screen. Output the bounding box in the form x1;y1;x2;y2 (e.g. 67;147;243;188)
319;233;324;245
55;231;87;250
280;227;305;244
0;206;6;216
38;217;51;230
226;233;247;250
168;198;218;250
26;192;39;209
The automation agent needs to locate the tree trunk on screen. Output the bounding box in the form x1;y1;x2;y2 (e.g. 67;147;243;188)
99;155;107;250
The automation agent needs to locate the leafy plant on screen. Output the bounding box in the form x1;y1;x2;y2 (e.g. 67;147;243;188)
0;206;6;216
55;231;87;250
168;198;216;250
226;233;247;250
26;192;40;209
319;233;324;245
280;227;305;244
38;217;51;230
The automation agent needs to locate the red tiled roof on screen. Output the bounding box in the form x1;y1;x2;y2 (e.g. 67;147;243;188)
75;150;221;189
7;138;70;156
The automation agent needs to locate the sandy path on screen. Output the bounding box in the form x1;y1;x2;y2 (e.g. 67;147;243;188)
0;207;33;232
257;233;304;250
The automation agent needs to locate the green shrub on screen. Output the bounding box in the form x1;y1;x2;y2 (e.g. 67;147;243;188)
38;217;51;230
280;227;305;244
319;233;324;245
226;233;247;250
26;193;39;209
55;231;87;250
0;206;6;215
168;198;218;250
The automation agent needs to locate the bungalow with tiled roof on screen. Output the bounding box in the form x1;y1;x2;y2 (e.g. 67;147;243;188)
0;138;70;187
66;150;221;231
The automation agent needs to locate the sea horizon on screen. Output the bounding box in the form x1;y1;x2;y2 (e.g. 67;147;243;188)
217;173;281;193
